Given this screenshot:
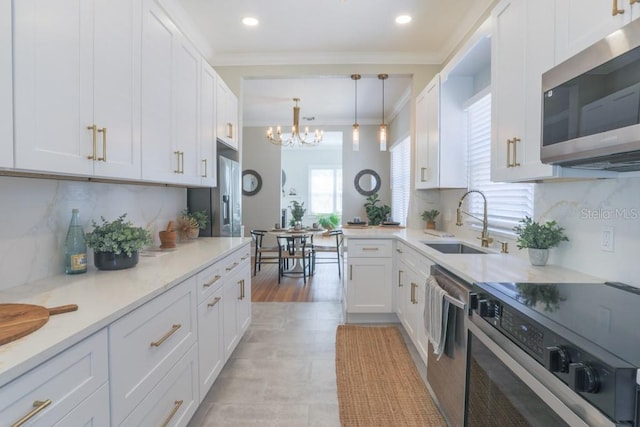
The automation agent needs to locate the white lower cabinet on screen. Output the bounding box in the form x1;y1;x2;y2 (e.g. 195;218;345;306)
109;276;197;425
0;329;109;426
222;254;251;361
121;345;198;427
395;243;433;366
54;383;110;426
197;284;224;401
346;239;393;313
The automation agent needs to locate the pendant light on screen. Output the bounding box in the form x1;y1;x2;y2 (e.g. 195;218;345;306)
378;74;388;151
351;74;361;151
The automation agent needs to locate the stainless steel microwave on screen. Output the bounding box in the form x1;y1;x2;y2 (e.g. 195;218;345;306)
541;19;640;172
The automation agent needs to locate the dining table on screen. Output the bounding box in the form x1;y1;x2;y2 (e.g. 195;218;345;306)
267;227;326;274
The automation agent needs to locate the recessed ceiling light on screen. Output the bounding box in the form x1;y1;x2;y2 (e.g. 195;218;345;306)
395;15;412;25
242;17;259;26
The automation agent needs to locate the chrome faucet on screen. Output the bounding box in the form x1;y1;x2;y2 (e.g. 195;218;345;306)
456;189;493;248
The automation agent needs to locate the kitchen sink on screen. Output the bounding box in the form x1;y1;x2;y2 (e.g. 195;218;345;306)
422;242;488;254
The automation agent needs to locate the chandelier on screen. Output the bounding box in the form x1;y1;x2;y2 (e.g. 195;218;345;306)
266;98;323;146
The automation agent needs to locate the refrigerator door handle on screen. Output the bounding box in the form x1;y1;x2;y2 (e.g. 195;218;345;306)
222;195;230;225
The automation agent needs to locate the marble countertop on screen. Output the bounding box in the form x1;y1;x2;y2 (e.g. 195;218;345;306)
342;228;605;285
0;237;251;386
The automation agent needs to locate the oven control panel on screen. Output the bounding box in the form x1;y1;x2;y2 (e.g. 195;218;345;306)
470;288;638;423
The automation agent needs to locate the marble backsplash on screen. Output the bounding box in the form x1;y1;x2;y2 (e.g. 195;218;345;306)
436;177;640;288
0;176;186;291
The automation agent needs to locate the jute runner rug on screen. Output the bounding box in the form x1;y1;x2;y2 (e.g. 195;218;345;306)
335;325;446;426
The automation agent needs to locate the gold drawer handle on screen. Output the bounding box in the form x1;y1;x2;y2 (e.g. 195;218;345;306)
226;122;233;139
207;296;222;308
362;247;380;251
238;279;245;300
160;400;184;427
201;158;208;178
226;262;239;271
12;399;52;427
97;127;107;161
150;324;181;347
241;254;250;260
410;283;418;304
420;167;427;182
87;124;97;160
203;275;221;287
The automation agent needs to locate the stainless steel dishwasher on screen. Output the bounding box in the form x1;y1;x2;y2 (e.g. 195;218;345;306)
426;265;471;427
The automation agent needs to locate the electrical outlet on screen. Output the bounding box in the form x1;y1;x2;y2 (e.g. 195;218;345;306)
601;226;614;252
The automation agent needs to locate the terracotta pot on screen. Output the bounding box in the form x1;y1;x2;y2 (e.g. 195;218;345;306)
94;251;139;270
426;221;436;230
159;230;176;249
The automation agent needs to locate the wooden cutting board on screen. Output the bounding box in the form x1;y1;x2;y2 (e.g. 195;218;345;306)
0;303;78;346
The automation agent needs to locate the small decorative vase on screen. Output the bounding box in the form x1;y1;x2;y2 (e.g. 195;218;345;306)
426;221;436;230
185;227;200;239
94;251;139;270
528;248;549;266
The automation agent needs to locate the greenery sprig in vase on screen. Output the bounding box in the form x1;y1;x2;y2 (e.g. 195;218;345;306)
177;209;208;240
86;214;152;270
289;201;306;227
513;216;569;266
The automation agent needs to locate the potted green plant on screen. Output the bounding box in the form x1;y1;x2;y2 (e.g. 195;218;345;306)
421;209;440;230
316;213;340;230
364;193;391;226
86;214;152;270
513;216;569;266
289;201;306;227
177;209;208;240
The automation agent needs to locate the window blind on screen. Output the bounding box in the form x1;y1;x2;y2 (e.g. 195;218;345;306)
390;136;411;226
466;93;534;233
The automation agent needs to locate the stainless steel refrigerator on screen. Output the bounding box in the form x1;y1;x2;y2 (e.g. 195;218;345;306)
187;155;241;237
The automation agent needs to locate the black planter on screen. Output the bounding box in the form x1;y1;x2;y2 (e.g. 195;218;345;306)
93;251;139;271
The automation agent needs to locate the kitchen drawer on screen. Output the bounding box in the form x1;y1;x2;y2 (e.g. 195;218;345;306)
109;276;197;425
223;244;251;274
0;329;108;426
121;344;198;427
348;239;393;258
53;382;110;426
196;258;225;304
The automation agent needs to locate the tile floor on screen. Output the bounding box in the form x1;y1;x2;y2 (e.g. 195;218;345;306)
188;302;427;426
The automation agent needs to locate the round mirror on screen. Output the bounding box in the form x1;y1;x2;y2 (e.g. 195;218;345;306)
354;169;381;196
242;169;262;196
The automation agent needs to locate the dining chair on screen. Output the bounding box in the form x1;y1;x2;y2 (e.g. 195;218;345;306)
311;229;344;277
276;233;313;284
250;230;279;276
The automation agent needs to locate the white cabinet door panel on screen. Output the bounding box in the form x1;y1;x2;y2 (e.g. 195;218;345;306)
200;62;217;186
0;0;12;169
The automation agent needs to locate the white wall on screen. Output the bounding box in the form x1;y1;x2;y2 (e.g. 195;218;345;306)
0;176;185;291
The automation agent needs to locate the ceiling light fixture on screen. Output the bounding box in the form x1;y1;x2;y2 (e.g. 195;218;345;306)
242;17;259;26
266;98;323;147
395;15;412;24
378;74;388;151
351;74;361;152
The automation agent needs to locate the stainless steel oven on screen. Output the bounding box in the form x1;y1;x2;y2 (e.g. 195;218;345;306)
468;281;640;427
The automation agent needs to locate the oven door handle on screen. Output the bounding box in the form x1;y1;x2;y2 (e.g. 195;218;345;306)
468;319;614;427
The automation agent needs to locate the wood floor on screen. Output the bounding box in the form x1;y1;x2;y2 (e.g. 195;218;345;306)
250;256;343;302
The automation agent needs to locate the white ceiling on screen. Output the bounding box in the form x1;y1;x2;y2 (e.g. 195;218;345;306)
173;0;495;128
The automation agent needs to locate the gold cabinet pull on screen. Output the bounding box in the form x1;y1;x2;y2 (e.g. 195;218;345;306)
87;125;97;160
226;262;238;271
396;248;403;254
349;264;353;280
97;127;107;161
613;0;625;14
160;400;184;427
12;399;52;427
362;247;379;251
398;270;404;287
512;137;521;167
420;167;427;182
506;138;512;167
180;151;184;174
410;283;418;304
150;324;181;347
203;275;221;287
226;122;233;139
201;159;208;178
174;151;181;173
237;279;243;300
207;296;221;307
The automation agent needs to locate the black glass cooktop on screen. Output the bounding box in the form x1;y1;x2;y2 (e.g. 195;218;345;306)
475;281;640;367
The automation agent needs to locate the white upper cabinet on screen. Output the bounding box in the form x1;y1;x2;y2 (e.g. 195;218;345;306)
491;0;559;182
216;76;239;151
13;0;141;179
415;74;467;189
0;0;12;169
200;62;218;187
555;0;640;65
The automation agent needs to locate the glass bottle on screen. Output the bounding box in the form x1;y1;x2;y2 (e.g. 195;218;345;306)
65;208;87;274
